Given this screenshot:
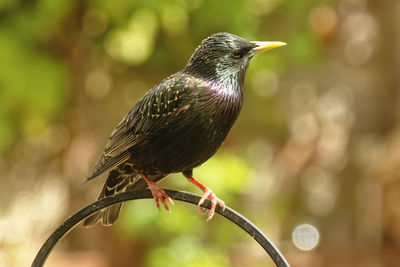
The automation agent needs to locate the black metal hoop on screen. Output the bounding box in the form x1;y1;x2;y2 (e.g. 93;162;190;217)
31;189;290;267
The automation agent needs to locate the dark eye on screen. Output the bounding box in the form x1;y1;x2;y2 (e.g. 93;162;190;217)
231;49;244;59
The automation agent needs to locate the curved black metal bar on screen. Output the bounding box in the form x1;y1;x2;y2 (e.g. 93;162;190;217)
31;189;290;267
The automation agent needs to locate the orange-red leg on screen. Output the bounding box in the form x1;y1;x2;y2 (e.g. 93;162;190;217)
186;176;225;221
140;174;174;212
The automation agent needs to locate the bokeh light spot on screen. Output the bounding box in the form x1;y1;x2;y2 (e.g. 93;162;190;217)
251;68;279;97
341;12;378;65
292;223;320;251
161;4;188;36
308;5;338;40
105;9;158;65
84;69;112;100
301;166;338;216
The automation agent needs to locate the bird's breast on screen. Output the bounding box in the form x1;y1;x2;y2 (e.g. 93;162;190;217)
165;85;243;168
129;79;243;174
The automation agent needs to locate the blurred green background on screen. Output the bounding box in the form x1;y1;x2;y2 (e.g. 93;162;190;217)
1;0;399;266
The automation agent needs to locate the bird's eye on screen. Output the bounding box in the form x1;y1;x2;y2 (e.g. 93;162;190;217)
231;49;244;59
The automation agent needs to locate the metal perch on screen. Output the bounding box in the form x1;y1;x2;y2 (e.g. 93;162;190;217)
31;189;290;267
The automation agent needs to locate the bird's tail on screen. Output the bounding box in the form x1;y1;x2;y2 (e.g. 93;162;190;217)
83;166;146;227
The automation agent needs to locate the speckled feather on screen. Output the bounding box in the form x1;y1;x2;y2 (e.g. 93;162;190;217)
83;33;259;226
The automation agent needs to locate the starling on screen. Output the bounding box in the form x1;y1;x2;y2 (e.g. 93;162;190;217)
83;32;286;226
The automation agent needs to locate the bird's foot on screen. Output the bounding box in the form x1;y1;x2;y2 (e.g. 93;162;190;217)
141;174;174;212
198;189;225;221
186;177;225;221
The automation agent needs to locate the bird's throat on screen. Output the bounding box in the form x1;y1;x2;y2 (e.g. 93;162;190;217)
209;73;242;97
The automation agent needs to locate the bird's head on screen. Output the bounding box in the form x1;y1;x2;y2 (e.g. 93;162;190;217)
183;32;286;86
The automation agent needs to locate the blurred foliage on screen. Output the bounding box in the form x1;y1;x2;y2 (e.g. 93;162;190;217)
0;0;71;149
2;0;400;266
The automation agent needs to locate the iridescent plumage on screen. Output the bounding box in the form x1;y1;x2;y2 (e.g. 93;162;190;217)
83;33;286;225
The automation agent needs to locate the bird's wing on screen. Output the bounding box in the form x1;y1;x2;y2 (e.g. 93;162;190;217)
84;74;199;181
104;116;145;157
84;116;142;181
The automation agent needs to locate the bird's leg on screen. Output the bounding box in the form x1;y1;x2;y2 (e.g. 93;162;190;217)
140;174;174;212
183;171;225;221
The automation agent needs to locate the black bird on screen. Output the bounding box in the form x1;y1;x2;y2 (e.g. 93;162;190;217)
83;32;286;226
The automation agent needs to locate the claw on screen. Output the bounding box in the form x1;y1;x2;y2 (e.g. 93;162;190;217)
141;174;174;213
199;206;206;214
186;176;225;221
198;188;225;221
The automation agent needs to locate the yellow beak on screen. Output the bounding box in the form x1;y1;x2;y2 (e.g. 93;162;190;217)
251;41;287;53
